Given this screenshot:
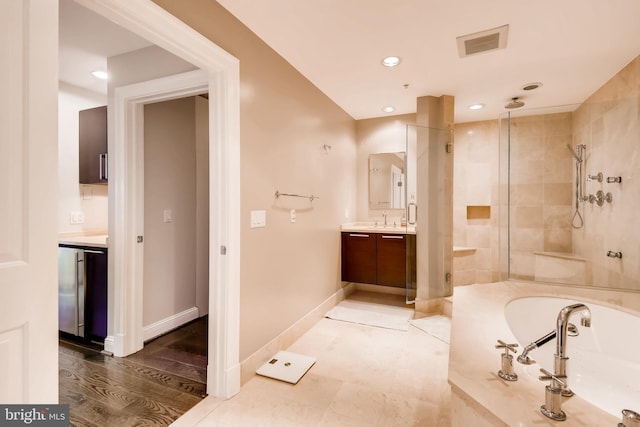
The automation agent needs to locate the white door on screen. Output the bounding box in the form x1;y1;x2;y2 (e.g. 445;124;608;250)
0;0;59;403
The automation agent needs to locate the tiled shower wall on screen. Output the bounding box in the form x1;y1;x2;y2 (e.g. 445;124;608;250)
453;121;500;284
508;112;574;280
572;55;640;290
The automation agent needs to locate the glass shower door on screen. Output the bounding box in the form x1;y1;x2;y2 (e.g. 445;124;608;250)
404;124;452;304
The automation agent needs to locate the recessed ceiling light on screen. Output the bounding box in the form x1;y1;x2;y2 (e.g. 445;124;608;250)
468;103;485;110
382;106;395;113
91;70;108;80
381;56;401;67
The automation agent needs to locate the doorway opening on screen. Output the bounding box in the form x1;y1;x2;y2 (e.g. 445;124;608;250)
59;0;241;401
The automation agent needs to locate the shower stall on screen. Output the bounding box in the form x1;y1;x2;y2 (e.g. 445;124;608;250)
499;104;635;290
499;107;582;284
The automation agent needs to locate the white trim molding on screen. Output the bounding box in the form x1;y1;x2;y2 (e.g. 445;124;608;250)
78;0;241;399
143;307;200;342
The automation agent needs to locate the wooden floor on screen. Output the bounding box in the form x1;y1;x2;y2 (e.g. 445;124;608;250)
59;317;207;426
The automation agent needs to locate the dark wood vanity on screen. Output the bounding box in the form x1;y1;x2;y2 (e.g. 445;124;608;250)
341;229;416;288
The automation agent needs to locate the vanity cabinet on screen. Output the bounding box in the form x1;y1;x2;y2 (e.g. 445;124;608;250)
79;105;108;184
341;232;377;284
376;234;407;287
341;231;414;288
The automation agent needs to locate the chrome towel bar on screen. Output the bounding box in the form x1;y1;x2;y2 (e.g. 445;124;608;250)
275;190;319;202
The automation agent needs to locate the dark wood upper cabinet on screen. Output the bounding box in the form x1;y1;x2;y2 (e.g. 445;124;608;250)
79;105;107;184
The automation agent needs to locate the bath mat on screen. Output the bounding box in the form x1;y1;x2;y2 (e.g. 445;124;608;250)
325;300;413;331
409;315;451;344
256;351;316;384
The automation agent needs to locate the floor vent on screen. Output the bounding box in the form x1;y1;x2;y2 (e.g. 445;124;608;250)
457;24;509;58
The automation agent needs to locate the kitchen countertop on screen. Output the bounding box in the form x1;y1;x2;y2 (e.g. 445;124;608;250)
341;222;416;235
59;234;108;249
448;281;640;426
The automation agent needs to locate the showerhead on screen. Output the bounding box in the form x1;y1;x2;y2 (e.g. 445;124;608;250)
567;144;583;163
505;97;525;109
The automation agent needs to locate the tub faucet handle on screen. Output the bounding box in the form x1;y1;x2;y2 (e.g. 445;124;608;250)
495;340;518;354
495;340;518;381
538;368;567;387
619;409;640;427
539;368;568;421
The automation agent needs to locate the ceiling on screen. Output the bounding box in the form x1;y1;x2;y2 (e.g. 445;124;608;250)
216;0;640;122
60;0;640;123
59;0;151;95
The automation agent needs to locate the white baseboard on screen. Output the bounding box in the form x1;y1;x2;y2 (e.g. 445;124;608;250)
143;307;200;342
103;335;116;355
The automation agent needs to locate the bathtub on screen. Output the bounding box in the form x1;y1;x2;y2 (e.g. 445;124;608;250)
505;296;640;417
449;282;640;426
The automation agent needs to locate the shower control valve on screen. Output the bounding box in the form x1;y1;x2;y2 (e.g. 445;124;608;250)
588;172;603;182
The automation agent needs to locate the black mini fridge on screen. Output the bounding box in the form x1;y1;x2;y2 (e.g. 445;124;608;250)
58;245;107;342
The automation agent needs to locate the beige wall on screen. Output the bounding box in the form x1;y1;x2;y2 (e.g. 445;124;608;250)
143;97;206;327
152;0;358;360
58;82;108;236
572;55;640;290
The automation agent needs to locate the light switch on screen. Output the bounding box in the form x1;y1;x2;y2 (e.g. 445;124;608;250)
250;210;266;228
163;209;173;223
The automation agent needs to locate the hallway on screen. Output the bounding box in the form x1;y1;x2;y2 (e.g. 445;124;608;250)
59;317;207;426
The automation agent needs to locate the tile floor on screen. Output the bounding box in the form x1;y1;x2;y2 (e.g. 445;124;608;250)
175;292;451;426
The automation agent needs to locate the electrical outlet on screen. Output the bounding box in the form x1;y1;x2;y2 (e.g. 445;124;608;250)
69;211;85;224
290;209;296;223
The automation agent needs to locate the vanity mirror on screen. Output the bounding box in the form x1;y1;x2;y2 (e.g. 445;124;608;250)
369;152;406;210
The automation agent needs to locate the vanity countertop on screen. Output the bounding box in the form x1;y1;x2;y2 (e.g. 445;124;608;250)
340;222;415;235
59;234;109;249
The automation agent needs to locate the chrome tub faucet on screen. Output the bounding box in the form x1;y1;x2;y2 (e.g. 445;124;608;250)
538;303;592;421
517;323;578;365
554;303;591;397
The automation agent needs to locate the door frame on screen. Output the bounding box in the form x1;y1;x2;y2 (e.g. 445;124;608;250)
78;0;241;398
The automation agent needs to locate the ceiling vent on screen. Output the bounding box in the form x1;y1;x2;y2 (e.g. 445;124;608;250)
457;24;509;58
